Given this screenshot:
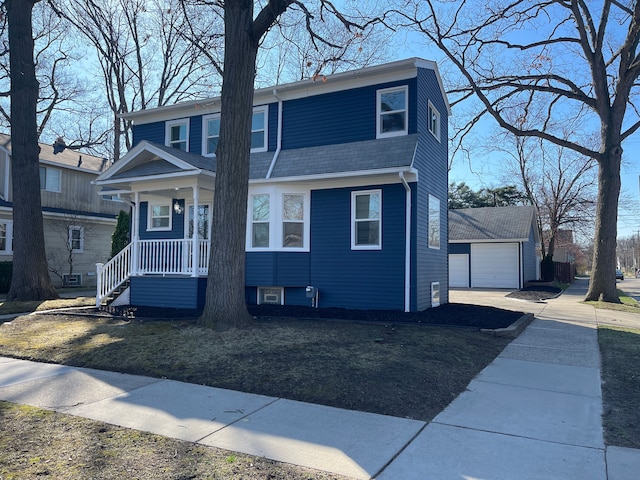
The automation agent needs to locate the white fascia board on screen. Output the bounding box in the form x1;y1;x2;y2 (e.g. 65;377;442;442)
96;169;203;186
123;58;433;125
449;239;527;244
250;168;418;189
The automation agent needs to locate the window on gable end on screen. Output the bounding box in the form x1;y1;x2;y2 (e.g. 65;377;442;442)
428;101;441;141
377;86;408;138
166;119;189;151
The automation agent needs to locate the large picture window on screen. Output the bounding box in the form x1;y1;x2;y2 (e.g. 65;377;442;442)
39;166;61;192
377;86;408;138
165;119;189;151
352;190;382;249
428;195;440;249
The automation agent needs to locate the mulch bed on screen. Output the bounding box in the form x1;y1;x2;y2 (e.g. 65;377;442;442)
97;302;525;330
506;285;562;302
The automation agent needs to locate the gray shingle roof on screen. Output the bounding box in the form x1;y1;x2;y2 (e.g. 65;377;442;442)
449;205;536;242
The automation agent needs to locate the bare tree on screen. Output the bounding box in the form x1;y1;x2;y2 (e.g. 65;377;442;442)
4;0;58;301
395;0;640;302
196;0;383;329
494;134;597;259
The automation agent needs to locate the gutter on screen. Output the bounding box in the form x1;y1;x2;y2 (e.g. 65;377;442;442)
265;88;283;179
399;171;412;312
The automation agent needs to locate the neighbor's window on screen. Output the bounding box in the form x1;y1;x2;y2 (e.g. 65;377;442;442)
0;221;12;253
166;119;189;151
203;115;221;156
428;101;441;141
377;86;408;138
431;282;440;307
252;194;270;248
69;226;84;253
149;203;171;230
428;195;440;249
282;194;304;248
39;165;61;192
352;190;382;249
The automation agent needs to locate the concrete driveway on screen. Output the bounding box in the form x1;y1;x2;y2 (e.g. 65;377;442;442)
449;288;548;315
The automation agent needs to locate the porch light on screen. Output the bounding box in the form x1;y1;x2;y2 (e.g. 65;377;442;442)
173;200;183;215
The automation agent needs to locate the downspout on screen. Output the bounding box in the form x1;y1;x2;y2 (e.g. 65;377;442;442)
266;88;283;179
399;171;411;312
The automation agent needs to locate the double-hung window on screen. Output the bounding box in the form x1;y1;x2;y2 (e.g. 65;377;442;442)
282;194;304;248
428;101;441;141
166;119;189;151
377;86;408;138
0;221;12;253
428;195;440;249
69;226;84;253
251;194;270;248
352;190;381;249
148;203;171;231
203;107;268;156
39;165;61;192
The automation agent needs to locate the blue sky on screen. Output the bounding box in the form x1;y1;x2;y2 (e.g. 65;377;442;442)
391;31;640;240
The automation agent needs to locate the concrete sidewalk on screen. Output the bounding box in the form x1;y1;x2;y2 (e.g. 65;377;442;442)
1;279;639;479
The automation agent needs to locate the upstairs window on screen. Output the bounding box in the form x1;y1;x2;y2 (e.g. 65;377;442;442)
148;203;171;231
428;101;441;141
69;226;84;253
377;86;408;138
352;190;382;249
203;115;221;156
39;165;61;192
166;119;189;151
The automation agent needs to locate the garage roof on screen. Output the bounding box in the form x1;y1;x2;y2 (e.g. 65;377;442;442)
449;205;538;242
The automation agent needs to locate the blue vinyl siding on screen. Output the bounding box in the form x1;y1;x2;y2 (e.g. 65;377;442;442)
309;184;406;310
282;79;418;150
133;121;164;147
189;116;202;154
449;243;471;254
139;201;185;240
246;252;310;286
267;103;278;151
130;276;206;309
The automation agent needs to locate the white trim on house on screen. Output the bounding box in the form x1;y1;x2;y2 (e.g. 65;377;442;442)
165;118;190;151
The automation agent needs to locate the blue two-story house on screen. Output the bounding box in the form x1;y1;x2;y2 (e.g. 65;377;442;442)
94;57;450;312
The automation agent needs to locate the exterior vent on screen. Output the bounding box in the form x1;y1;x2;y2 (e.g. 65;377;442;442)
264;293;279;303
63;274;82;287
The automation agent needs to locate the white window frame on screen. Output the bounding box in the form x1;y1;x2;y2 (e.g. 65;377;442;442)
257;286;284;305
165;119;189;151
202;107;268;157
251;106;269;153
431;282;440;307
147;202;172;231
351;189;382;250
282;193;305;249
246;186;310;252
68;225;84;253
428;101;441;142
202;113;221;157
428;194;440;250
0;220;13;254
376;86;408;139
250;193;271;249
39;165;61;193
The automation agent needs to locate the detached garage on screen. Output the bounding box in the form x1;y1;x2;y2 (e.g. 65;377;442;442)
449;206;540;289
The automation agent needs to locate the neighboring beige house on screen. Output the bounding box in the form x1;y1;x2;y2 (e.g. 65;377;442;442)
0;134;124;288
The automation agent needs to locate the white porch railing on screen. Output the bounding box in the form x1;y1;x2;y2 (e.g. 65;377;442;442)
96;239;211;306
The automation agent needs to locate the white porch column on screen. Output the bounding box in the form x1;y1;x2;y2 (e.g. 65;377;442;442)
191;186;199;277
132;192;140;276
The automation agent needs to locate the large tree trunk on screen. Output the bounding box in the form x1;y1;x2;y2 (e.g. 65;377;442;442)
199;0;257;329
6;0;58;301
585;144;621;303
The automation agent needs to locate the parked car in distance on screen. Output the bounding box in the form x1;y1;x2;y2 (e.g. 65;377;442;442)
616;269;624;280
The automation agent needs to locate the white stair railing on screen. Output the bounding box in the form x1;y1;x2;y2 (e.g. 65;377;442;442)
96;243;132;306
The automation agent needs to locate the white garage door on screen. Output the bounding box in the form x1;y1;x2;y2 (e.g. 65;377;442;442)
471;243;520;288
449;254;470;288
